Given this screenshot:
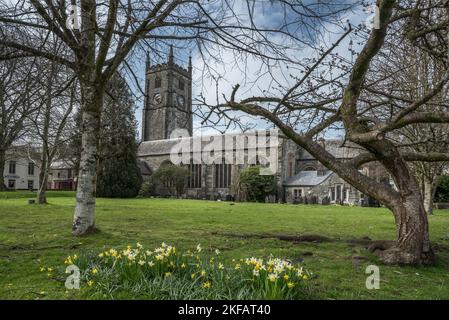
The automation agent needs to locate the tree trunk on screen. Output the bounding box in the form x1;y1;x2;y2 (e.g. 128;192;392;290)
376;164;435;265
0;150;6;191
37;142;48;204
72;85;103;236
37;163;48;204
423;178;434;215
379;195;434;265
368;146;435;265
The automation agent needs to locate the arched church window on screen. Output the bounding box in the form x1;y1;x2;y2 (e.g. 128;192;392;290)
187;163;202;188
179;79;185;90
214;160;232;188
155;77;161;88
303;166;317;171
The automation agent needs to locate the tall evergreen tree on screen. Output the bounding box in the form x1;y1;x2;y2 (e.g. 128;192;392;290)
96;74;142;198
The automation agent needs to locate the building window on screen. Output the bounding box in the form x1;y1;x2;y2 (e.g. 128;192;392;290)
336;184;342;202
28;162;34;175
28;180;34;190
293;188;302;199
155;77;161;88
330;187;335;201
288;161;293;177
187;164;202;188
214;163;232;188
68;169;72;179
179;79;185;90
8;179;15;189
9;161;16;174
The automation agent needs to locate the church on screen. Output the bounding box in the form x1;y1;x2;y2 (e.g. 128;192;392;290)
137;48;390;205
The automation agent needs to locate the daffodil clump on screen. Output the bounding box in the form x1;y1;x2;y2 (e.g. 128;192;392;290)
59;243;313;299
238;257;310;299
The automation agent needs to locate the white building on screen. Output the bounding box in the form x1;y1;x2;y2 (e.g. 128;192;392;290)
2;147;40;190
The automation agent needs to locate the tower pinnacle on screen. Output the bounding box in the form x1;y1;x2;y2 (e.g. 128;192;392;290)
168;45;174;65
188;54;192;75
145;52;151;72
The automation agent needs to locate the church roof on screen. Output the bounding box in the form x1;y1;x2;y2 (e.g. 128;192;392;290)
138;131;277;156
139;138;181;156
299;140;361;160
283;170;333;187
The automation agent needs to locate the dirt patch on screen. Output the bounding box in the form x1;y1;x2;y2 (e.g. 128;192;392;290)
346;236;373;246
213;231;397;252
211;231;331;243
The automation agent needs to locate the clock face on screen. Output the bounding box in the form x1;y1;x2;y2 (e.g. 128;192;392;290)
176;94;185;107
153;93;162;105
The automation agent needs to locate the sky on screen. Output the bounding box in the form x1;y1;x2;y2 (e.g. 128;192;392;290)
130;0;375;139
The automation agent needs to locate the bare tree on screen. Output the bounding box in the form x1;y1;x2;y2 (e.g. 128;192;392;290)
394;48;449;215
364;30;449;215
201;0;449;265
28;49;77;204
0;52;41;190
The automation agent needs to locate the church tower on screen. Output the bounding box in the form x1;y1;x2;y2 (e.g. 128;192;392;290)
142;46;193;141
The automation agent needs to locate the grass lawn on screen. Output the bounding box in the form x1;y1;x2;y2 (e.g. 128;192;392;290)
1;191;449;299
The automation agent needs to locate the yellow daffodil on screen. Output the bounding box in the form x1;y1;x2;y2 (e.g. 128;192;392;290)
200;270;206;277
203;282;211;289
268;273;278;282
87;280;94;287
218;263;224;270
191;273;196;279
234;264;241;270
40;267;45;272
287;281;295;288
215;249;220;255
138;260;145;266
196;244;202;253
164;272;172;278
91;268;98;275
98;253;104;258
47;267;53;272
181;263;186;268
148;261;155;267
283;274;289;280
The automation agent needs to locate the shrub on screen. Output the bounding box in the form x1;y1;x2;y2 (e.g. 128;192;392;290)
238;166;276;202
149;164;189;197
435;175;449;203
58;243;313;299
